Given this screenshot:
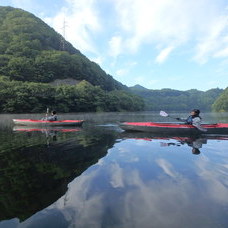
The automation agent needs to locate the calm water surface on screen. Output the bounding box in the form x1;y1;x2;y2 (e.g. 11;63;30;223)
0;112;228;228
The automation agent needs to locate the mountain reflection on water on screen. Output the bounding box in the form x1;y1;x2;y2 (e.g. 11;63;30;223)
0;113;228;228
0;126;118;222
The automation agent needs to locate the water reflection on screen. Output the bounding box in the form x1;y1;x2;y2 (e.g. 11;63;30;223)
1;111;228;227
121;132;228;155
0;126;118;222
159;136;207;155
13;126;82;146
1;131;227;228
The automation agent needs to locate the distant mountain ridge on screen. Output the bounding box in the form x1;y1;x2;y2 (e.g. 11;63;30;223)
130;84;149;90
130;86;224;111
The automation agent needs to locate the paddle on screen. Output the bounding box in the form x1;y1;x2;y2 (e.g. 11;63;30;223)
159;111;179;120
46;107;49;117
42;107;49;120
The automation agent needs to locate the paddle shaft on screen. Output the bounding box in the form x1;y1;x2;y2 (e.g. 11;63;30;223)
46;108;49;117
160;111;179;120
166;115;179;120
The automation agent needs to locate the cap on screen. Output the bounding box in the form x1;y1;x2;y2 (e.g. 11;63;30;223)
192;109;200;115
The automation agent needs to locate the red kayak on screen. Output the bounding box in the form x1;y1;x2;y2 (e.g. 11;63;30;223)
120;122;228;135
13;119;84;127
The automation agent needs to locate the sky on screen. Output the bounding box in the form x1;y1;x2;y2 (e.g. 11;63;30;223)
1;0;228;91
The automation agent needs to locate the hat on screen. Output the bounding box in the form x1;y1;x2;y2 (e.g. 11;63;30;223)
192;109;200;115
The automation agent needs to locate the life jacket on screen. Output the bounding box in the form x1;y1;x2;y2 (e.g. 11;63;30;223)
185;115;201;125
47;115;57;121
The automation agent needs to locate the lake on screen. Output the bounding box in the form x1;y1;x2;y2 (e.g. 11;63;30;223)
0;111;228;228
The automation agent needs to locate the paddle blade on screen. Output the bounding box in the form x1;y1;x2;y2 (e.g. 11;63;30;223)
160;110;169;117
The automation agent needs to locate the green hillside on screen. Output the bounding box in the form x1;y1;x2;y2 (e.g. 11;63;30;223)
130;85;223;111
0;6;224;113
0;6;126;91
212;87;228;111
0;6;144;113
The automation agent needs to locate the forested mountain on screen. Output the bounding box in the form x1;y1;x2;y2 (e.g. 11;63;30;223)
212;88;228;111
0;76;144;113
130;85;223;111
0;6;144;113
0;6;126;91
0;6;224;113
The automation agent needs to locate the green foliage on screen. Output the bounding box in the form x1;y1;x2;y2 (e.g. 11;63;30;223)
0;77;144;113
130;86;223;111
212;87;228;112
106;90;144;111
0;6;126;91
0;6;144;113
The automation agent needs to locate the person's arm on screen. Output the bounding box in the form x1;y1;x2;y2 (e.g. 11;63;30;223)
192;117;207;132
47;116;56;121
176;117;187;122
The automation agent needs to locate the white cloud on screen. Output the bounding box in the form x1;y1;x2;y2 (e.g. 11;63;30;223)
44;0;102;54
40;0;228;67
194;15;228;64
116;68;128;77
108;35;123;58
7;0;228;87
214;46;228;58
195;156;228;204
113;0;228;63
156;159;179;178
115;61;137;77
90;56;104;66
109;163;125;188
155;46;174;64
114;0;197;51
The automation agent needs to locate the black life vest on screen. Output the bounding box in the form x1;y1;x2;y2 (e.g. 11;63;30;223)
185;115;201;125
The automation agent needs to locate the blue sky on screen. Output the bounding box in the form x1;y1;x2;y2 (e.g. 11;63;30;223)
1;0;228;91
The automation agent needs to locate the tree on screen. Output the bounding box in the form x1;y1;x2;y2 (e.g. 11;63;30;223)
212;88;228;112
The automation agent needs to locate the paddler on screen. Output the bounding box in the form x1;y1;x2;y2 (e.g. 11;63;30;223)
176;109;207;132
42;110;58;121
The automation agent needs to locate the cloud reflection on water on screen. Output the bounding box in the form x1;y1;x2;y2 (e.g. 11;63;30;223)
10;137;228;228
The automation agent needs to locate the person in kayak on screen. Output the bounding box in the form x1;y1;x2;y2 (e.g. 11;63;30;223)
176;109;207;132
42;111;58;121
